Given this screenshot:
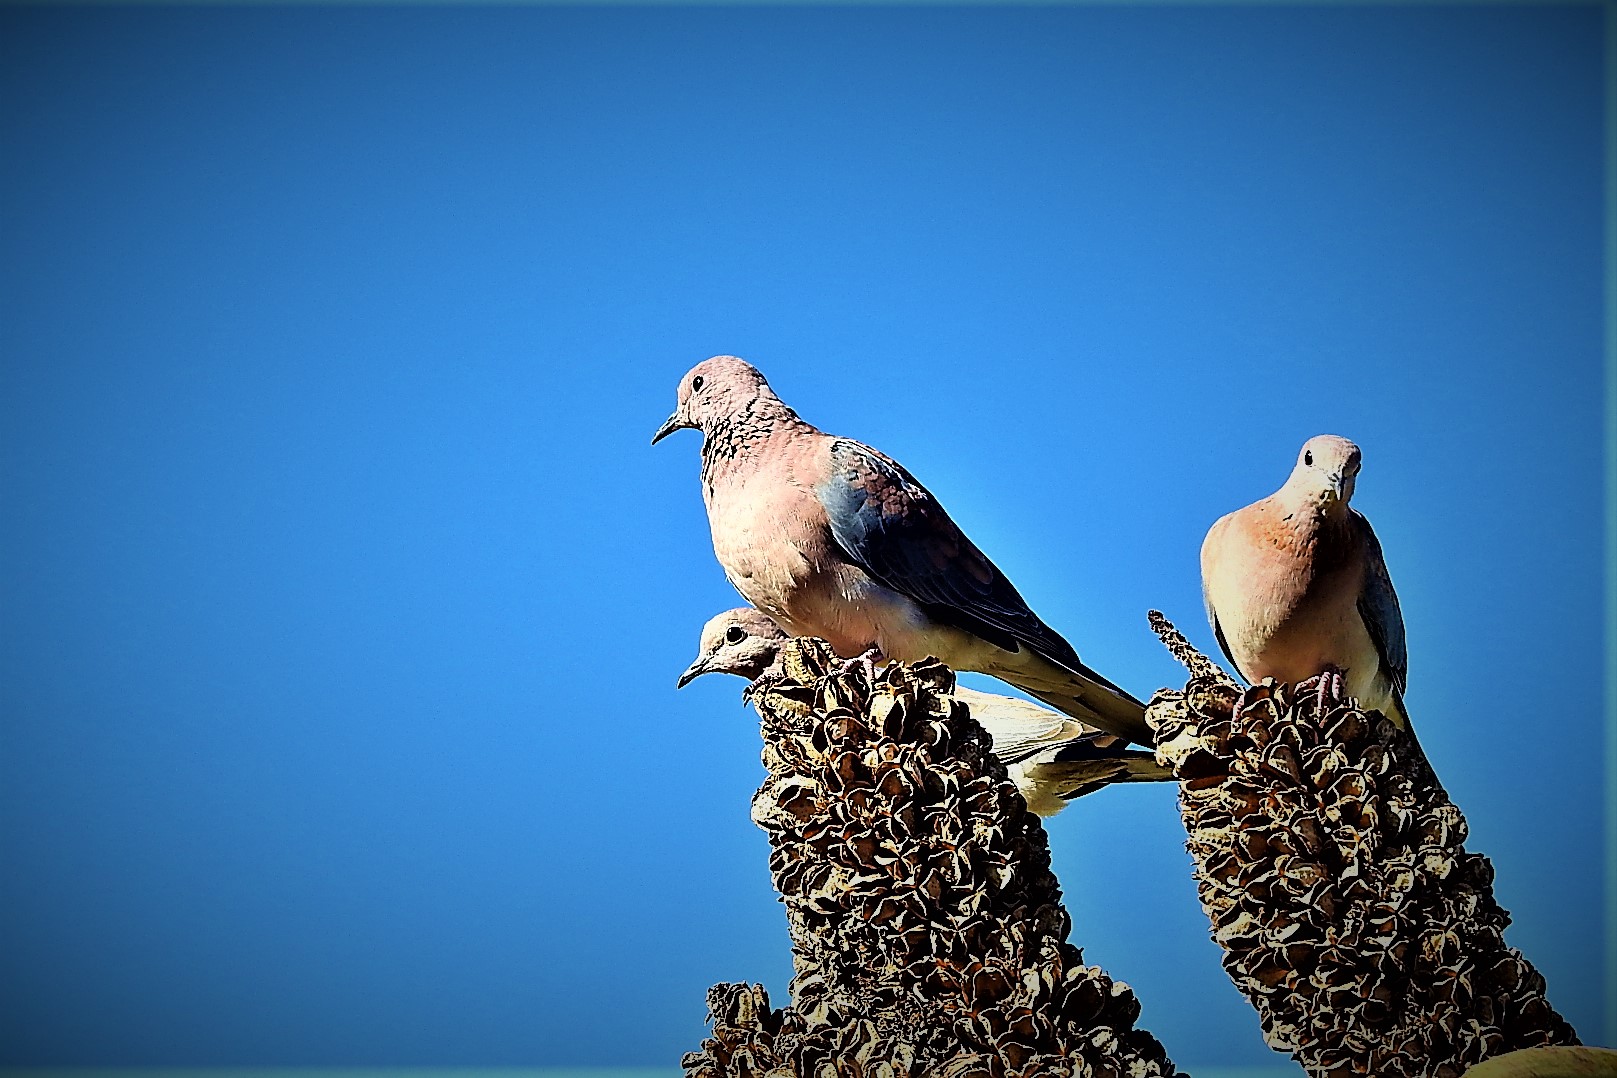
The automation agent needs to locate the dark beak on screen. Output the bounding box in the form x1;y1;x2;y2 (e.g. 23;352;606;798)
651;412;684;445
676;657;709;689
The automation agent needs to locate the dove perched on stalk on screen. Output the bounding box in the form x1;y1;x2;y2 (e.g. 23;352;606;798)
1201;435;1412;732
681;608;1170;814
653;355;1151;746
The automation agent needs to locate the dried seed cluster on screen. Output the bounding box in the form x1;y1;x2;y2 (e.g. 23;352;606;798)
1149;673;1578;1078
683;639;1176;1078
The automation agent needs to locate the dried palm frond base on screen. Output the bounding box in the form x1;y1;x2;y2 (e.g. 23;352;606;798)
1146;612;1578;1078
682;639;1177;1078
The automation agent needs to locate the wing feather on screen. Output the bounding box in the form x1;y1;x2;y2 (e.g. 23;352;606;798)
1353;509;1408;695
954;687;1085;764
815;439;1085;669
1200;514;1244;676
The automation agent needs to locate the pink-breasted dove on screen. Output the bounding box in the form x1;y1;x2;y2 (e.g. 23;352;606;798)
680;608;1170;814
1200;435;1411;731
653;355;1150;746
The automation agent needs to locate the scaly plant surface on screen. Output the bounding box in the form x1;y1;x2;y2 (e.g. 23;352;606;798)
1147;612;1578;1078
683;639;1176;1078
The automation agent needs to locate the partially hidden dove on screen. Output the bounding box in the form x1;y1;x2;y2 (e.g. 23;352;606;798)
681;608;1170;814
1200;435;1411;732
653;355;1151;746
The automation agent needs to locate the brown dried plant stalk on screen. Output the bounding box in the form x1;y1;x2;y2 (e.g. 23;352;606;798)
1145;611;1578;1078
683;638;1177;1078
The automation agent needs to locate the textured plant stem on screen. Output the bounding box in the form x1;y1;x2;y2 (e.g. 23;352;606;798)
683;638;1177;1078
1145;615;1579;1077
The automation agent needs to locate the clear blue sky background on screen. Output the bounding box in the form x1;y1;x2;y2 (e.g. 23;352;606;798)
0;4;1604;1070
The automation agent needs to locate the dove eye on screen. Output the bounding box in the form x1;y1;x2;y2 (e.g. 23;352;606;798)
691;375;706;393
724;625;746;644
1304;450;1314;467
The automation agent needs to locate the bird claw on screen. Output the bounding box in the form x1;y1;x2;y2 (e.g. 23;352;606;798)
1297;666;1346;714
743;670;788;704
835;647;885;688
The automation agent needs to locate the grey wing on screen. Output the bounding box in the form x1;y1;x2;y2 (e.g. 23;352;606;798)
1202;576;1241;675
814;438;1087;669
1200;516;1242;676
1354;510;1407;695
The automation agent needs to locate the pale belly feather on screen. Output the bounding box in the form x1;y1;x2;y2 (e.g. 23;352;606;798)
1212;528;1379;699
703;471;946;660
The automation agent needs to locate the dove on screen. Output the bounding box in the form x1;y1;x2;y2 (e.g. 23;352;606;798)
1200;435;1411;731
653;355;1151;746
680;608;1170;814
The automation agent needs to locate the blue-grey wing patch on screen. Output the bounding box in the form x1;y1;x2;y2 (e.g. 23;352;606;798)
815;438;1085;669
1202;574;1240;677
1354;510;1407;695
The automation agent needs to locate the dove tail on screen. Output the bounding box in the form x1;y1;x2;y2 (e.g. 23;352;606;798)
1382;687;1433;772
1383;689;1410;732
1018;751;1172;811
961;635;1153;746
1034;693;1152;749
1114;755;1175;783
1049;746;1172;785
1000;653;1154;748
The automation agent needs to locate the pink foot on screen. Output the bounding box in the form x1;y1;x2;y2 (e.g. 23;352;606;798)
1298;666;1345;713
837;646;885;686
742;670;786;705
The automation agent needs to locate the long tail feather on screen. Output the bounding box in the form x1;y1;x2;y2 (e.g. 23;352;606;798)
1016;679;1153;747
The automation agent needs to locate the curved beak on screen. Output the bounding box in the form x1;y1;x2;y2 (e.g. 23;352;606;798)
1324;472;1346;499
676;656;709;689
651;412;685;445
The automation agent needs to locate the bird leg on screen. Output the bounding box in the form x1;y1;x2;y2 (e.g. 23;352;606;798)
1296;665;1346;715
742;670;788;705
836;646;886;688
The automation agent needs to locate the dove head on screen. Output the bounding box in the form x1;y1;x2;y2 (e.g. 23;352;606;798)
1285;434;1363;509
651;356;787;444
677;607;789;687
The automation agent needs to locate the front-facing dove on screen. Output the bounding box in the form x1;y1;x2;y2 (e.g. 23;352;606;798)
680;608;1170;814
1200;435;1411;731
653;355;1150;745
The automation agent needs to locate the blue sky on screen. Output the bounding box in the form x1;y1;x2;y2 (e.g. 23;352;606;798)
0;4;1604;1069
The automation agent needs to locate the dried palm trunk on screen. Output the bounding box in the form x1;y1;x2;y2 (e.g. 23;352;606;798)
1145;612;1578;1078
683;639;1177;1078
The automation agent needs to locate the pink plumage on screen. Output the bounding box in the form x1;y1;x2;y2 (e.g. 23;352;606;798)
1201;435;1411;732
654;355;1151;745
